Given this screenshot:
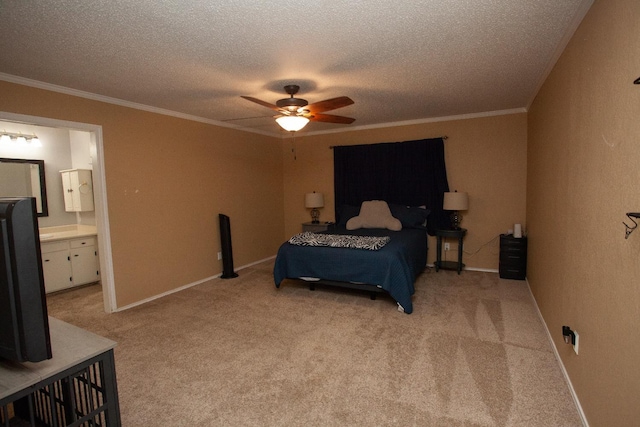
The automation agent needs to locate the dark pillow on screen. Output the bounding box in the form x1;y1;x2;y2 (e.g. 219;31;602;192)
336;205;361;226
389;204;430;229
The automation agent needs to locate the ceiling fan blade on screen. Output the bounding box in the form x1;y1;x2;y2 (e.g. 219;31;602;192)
308;113;355;124
241;96;281;112
306;96;354;113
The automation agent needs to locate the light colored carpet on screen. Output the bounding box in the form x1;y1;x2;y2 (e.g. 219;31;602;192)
46;261;582;426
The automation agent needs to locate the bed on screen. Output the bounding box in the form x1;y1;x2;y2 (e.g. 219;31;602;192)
274;138;450;314
273;202;429;314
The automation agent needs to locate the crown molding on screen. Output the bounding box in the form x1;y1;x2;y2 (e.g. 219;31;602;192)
298;108;528;137
2;72;526;139
0;72;276;137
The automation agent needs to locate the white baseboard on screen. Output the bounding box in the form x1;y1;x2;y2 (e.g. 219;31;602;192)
114;255;276;312
425;263;498;273
238;255;276;269
466;266;499;273
526;279;589;427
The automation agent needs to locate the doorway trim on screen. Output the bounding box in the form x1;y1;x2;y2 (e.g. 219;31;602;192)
0;111;116;313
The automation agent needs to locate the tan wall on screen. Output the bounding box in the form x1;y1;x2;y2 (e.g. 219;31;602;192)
527;0;640;424
0;81;284;308
282;113;528;270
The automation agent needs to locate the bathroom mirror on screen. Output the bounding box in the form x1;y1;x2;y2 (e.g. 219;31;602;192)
0;158;48;216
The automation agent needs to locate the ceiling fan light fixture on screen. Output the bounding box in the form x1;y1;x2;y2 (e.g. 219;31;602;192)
242;85;355;130
276;115;309;132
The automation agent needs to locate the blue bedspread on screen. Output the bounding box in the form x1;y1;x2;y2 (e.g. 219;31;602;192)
273;226;427;313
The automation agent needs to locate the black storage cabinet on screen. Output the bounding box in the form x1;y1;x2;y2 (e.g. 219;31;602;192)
499;234;527;280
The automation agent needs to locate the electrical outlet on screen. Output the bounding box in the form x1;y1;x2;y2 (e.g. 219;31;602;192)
217;252;222;261
573;331;579;355
444;243;450;251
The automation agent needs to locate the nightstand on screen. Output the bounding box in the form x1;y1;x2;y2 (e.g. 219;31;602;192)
499;234;527;280
302;222;333;232
434;228;467;274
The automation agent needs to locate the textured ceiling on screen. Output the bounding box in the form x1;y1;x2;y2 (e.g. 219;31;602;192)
0;1;592;136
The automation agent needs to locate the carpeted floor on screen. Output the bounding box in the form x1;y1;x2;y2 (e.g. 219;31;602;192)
46;260;582;426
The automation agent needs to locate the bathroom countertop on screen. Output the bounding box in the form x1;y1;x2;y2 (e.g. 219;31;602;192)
39;225;98;243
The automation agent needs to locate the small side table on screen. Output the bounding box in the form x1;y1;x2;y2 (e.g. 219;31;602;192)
0;318;121;425
302;222;333;232
434;228;467;274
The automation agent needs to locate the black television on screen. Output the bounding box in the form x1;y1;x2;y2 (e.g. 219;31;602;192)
0;197;52;363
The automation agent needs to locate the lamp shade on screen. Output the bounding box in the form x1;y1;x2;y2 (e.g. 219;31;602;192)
305;192;324;208
443;192;468;211
276;115;309;132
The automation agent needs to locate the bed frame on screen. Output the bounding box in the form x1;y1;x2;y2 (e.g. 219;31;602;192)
292;278;386;300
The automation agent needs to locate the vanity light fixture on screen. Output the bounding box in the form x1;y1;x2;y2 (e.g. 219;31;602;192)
0;131;42;147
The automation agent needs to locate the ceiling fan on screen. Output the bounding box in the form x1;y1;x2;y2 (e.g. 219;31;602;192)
241;85;355;131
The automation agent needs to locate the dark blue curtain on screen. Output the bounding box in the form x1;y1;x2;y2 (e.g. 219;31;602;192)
333;137;450;234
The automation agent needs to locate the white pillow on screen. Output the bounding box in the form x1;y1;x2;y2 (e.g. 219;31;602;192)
346;200;402;231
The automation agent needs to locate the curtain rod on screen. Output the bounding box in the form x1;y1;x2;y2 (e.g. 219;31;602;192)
329;136;447;149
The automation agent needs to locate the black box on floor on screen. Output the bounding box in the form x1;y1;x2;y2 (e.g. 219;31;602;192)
499;234;527;280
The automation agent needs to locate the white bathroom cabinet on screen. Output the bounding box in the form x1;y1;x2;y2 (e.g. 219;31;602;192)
60;169;95;212
41;236;100;293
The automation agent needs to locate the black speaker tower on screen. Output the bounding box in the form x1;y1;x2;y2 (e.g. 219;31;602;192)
219;214;238;279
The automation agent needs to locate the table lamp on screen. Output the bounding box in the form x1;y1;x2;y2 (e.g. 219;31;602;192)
305;192;324;224
443;191;468;229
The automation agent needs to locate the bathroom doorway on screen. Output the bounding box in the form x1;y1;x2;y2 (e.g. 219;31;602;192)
0;111;116;313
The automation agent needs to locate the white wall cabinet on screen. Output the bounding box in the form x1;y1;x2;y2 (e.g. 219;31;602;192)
41;236;100;293
60;169;94;212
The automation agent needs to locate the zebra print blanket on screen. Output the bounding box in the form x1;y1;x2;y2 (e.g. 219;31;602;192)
288;232;390;251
